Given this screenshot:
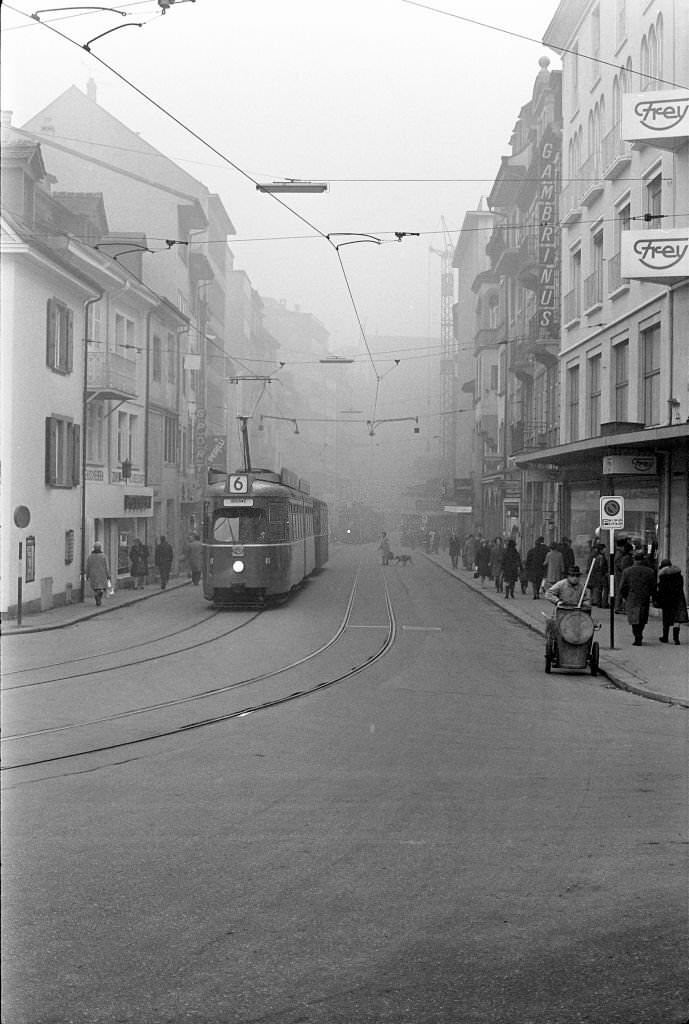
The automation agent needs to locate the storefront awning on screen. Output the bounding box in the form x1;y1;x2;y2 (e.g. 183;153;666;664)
513;423;689;469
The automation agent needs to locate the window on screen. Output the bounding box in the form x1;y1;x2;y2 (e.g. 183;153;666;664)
87;301;104;344
616;0;626;47
645;173;662;226
614;340;629;421
591;6;600;59
586;231;604;308
566;247;582;322
490;364;499;391
115;313;135;354
45;416;80;487
152;336;162;382
117;412;138;465
567;365;580;442
86;400;105;462
571;43;579;106
588;353;602;436
642;324;661;426
46;298;74;373
164;415;179;464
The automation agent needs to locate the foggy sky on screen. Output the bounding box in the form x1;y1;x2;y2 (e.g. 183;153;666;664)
2;0;560;373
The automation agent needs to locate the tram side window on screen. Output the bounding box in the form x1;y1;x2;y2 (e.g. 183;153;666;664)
213;508;266;543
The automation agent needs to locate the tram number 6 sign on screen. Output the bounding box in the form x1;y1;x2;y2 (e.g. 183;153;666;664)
229;475;248;494
600;495;625;529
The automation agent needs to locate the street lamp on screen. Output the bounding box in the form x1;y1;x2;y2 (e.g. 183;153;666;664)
319;356;354;364
257;181;329;194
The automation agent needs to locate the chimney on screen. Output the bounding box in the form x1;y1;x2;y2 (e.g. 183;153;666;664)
86;77;97;103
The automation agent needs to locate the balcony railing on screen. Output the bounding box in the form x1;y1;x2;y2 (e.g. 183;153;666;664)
607;251;629;293
87;348;137;399
584;270;603;310
564;288;581;324
601;127;631;178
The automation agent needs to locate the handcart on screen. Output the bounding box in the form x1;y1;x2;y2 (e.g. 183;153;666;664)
544;604;601;676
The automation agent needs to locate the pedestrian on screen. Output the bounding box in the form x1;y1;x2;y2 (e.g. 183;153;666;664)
589;543;609;607
559;536;575;573
525;536;548;599
543;541;565;590
85;541;110;607
656;558;688;645
378;531;392;566
129;537;149;589
155;535;174;589
448;532;460;570
490;537;504;593
545;565;591;608
614;540;634;613
431;530;440;554
476;539;491;587
619;551;657;646
502;538;522;599
187;532;203;586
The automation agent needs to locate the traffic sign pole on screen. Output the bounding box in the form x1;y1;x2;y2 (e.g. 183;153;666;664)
609;528;615;649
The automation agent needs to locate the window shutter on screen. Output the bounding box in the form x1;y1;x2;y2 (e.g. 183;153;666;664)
71;423;81;486
46;299;56;368
66;307;74;373
45;417;57;485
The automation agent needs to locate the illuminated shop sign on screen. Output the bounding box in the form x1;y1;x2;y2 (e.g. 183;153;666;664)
537;132;560;330
622;90;689;142
621;231;689;279
123;494;153;515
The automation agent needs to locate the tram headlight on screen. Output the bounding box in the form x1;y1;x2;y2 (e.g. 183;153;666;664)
232;559;245;574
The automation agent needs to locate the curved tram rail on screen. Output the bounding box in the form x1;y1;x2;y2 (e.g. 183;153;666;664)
2;572;396;773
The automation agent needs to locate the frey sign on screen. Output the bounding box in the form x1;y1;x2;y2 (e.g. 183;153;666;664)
537;130;560;330
622;90;689;143
621;231;689;280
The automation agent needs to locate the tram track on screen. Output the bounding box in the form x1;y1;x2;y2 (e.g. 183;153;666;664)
1;609;223;686
2;570;397;772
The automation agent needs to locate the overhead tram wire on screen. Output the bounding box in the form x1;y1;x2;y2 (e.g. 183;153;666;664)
8;4;383;391
400;0;689;91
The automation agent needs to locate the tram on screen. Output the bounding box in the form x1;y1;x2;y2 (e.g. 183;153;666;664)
202;466;328;606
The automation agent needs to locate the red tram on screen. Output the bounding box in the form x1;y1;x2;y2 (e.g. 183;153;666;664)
202;467;328;606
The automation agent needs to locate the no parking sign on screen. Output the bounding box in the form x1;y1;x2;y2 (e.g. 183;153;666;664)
600;496;625;530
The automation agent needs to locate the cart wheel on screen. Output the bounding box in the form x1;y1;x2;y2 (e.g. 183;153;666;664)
590;641;600;676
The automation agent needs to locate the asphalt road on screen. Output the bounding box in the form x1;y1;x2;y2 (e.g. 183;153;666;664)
2;545;687;1023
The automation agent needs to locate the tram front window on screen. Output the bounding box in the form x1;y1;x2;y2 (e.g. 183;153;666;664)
213;508;266;543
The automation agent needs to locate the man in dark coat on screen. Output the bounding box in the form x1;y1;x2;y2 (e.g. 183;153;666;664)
620;552;657;646
502;539;522;599
656;558;688;645
155;535;174;589
129;538;149;589
525;536;549;599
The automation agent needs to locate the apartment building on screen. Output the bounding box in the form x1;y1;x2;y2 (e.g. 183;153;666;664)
516;0;689;574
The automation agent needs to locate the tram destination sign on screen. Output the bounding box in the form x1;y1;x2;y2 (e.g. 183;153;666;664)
600;495;625;530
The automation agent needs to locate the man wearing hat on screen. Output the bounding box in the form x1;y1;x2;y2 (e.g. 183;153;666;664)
620;551;657;645
85;541;110;607
546;565;591;608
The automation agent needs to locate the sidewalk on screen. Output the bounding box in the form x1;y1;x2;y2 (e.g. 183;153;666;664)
424;552;689;710
2;577;191;636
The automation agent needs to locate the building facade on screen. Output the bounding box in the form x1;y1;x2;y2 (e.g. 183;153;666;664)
520;0;689;575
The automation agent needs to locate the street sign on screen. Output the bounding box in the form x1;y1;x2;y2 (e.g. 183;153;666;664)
600;495;624;529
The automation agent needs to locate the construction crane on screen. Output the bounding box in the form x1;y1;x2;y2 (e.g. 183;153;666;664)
430;217;457;486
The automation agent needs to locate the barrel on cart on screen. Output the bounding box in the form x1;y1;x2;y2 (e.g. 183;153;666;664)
544;605;601;676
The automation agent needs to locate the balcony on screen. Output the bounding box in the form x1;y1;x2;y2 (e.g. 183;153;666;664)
474;325;501;352
87;347;137;401
559;179;582;225
607;250;629;294
584;270;603;312
602;127;632;180
579;154;605;207
563;288;581;325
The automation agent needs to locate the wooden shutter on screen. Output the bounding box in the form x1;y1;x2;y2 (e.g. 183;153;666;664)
71;423;81;486
46;299;56;368
45;417;57;485
66;307;74;372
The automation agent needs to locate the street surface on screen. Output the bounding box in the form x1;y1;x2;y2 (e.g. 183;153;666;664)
2;544;687;1023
